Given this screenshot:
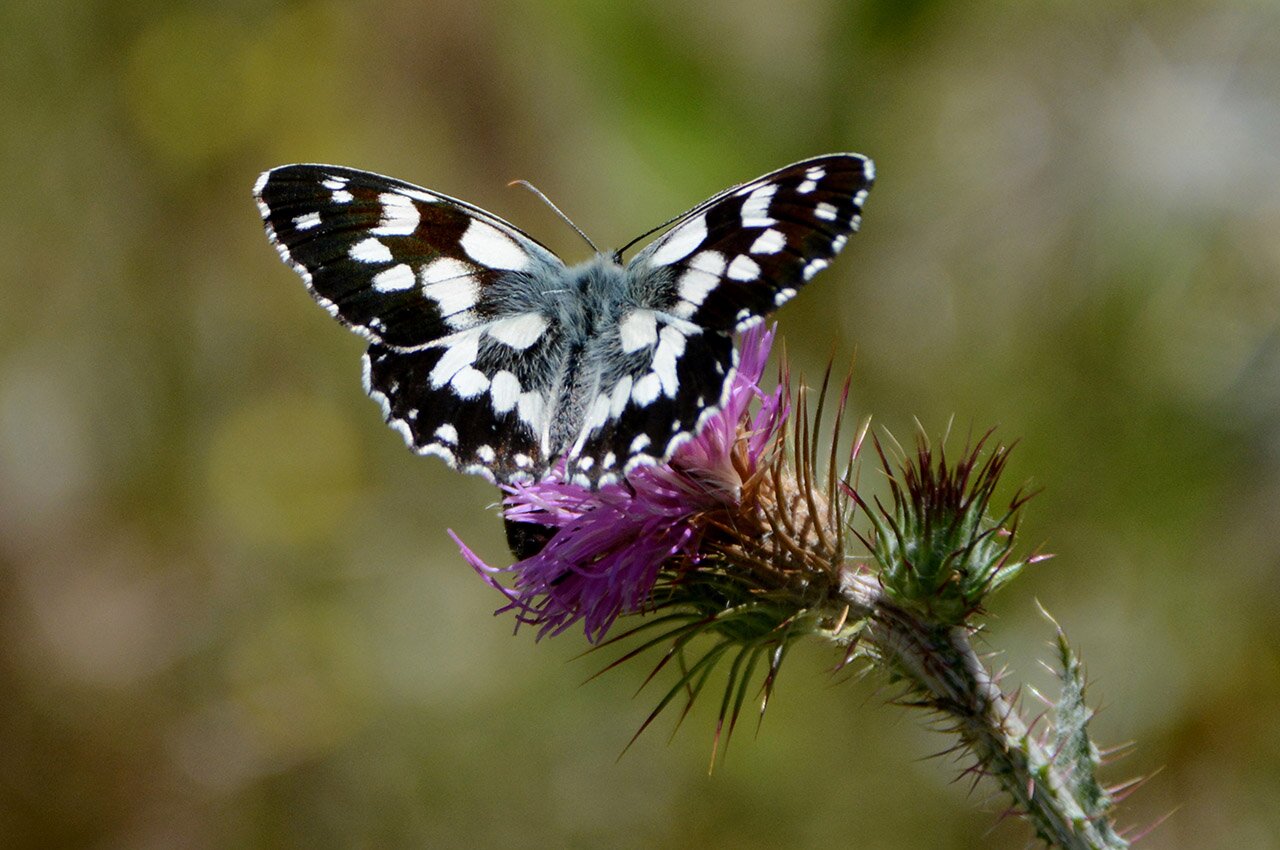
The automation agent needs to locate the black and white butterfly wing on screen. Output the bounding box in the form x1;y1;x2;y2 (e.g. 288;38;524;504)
628;153;874;331
565;154;875;483
255;164;568;482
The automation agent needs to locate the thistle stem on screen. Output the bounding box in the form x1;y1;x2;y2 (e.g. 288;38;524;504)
836;572;1129;850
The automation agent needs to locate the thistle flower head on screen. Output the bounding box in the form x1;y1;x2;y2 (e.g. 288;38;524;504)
453;327;1043;758
455;323;804;642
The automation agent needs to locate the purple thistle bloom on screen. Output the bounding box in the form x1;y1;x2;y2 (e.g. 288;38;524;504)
453;323;787;641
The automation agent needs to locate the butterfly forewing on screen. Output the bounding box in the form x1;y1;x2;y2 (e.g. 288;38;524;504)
255;164;564;349
629;154;874;332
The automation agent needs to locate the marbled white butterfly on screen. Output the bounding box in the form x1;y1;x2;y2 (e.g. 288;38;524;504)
254;154;874;488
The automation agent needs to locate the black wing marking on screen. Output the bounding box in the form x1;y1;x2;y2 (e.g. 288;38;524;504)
627;153;873;331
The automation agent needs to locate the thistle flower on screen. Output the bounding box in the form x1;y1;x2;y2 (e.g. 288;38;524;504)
452;327;1137;849
454;322;790;641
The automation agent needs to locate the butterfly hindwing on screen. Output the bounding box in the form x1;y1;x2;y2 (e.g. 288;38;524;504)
363;313;566;482
562;314;737;485
629;153;874;332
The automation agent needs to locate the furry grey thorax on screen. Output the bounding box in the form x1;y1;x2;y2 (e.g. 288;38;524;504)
536;253;676;452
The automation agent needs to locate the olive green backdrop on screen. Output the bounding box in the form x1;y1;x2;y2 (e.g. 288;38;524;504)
2;1;1277;847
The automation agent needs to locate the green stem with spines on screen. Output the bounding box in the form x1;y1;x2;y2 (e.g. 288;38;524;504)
836;572;1129;850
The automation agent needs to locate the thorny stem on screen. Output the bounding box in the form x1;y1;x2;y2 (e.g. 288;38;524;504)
836;572;1129;850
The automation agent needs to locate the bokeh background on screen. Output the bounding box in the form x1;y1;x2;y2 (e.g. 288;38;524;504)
3;1;1279;847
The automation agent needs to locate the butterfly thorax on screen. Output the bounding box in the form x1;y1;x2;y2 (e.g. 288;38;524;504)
543;254;649;454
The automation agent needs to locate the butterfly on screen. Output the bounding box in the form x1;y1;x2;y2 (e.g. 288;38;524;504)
254;154;873;488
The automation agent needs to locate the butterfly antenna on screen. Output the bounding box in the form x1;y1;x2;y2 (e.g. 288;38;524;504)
509;180;600;255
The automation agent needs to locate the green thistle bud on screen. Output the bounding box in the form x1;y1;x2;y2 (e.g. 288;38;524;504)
858;433;1040;625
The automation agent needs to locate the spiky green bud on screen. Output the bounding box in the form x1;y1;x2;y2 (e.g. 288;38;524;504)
860;434;1037;625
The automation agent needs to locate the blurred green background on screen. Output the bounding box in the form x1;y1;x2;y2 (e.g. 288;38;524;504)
3;1;1278;847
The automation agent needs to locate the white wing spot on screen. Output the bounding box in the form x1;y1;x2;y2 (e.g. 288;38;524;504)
400;188;439;204
629;434;651;454
602;452;617;469
584;392;611;432
389;418;413;444
678;267;719;308
797;179;818;194
490;370;522;413
476;445;497;463
689;250;726;276
350;238;393;264
435;424;459;445
372;192;421;236
610;375;633;417
322;177;347;189
740;183;778;227
749;228;786;255
803;258;829;280
488;312;548;350
831;234;848;253
618;309;658;353
460;220;530;271
576;456;594;471
332;190;353;204
421;256;474;284
514;453;533;468
815;202;838;221
293;212;321;230
418;443;457;465
450;366;490;398
805;166;826;180
371;264;415;292
421;258;479;317
464;464;497;483
428;332;480;387
727;255;760;281
649;212;707;266
652;325;686;397
774;287;797;306
631;373;661;406
516;391;545;433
